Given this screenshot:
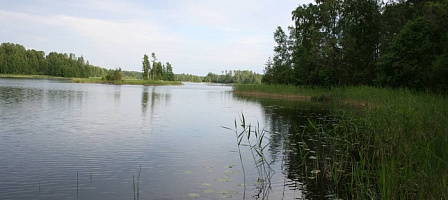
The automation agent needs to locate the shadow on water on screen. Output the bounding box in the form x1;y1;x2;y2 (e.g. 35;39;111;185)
233;94;366;199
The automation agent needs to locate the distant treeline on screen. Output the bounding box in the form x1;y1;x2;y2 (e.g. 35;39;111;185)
175;73;203;82
174;71;262;84
0;42;261;84
0;43;107;78
264;0;448;93
204;70;262;84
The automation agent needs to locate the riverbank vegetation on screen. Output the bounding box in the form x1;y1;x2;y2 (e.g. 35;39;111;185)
234;84;448;199
72;77;181;86
174;70;263;84
234;0;448;197
264;0;448;94
0;43;107;78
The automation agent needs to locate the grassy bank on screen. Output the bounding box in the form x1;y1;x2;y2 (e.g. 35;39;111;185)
234;84;448;199
0;74;71;80
71;77;182;86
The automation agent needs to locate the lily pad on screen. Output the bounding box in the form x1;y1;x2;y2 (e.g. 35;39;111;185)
203;189;215;194
202;182;212;187
215;176;234;182
220;190;238;195
188;193;200;197
223;170;240;176
254;180;264;185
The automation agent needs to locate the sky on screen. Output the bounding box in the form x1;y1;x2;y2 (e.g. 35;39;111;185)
0;0;312;75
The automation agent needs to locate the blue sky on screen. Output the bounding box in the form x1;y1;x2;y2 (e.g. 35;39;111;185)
1;0;311;75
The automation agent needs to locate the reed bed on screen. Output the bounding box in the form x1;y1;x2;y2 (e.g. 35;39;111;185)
71;77;181;86
233;84;448;199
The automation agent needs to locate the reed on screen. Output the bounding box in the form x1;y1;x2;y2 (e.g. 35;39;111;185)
234;84;448;199
223;114;274;199
133;165;142;200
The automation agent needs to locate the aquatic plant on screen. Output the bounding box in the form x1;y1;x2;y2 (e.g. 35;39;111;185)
132;165;141;200
234;84;448;199
223;113;274;199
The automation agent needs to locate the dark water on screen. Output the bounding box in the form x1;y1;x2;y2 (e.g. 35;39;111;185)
0;78;333;200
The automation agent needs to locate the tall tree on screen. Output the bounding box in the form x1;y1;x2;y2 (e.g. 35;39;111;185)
151;52;157;80
142;54;150;80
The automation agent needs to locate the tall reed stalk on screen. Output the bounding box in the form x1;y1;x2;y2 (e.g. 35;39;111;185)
234;84;448;199
223;113;274;199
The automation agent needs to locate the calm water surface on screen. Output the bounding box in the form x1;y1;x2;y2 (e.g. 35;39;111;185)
0;78;328;200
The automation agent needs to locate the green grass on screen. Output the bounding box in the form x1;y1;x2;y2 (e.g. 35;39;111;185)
71;77;182;86
0;74;71;80
234;84;448;199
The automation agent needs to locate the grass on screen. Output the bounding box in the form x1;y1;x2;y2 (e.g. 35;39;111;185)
0;74;71;80
1;74;182;86
71;77;182;86
233;84;448;199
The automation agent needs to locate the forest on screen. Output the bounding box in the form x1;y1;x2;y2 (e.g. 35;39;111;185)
263;0;448;93
0;42;262;84
0;43;107;78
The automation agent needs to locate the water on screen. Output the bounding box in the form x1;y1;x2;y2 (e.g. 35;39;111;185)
0;78;332;200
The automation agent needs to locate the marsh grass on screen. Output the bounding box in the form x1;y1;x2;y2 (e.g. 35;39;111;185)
234;84;448;199
71;77;182;86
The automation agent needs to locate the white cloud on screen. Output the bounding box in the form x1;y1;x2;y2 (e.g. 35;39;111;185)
0;0;311;75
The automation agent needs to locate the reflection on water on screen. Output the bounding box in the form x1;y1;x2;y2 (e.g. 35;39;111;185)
141;86;171;117
0;79;340;200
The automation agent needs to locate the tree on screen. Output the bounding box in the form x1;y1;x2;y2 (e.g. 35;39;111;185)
104;67;123;82
166;62;174;81
151;52;157;80
142;54;150;80
376;17;440;90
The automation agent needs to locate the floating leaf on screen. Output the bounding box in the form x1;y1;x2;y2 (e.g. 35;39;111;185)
203;189;215;194
188;193;200;197
202;183;212;187
183;170;192;174
215;176;234;182
254;180;264;185
223;170;240;176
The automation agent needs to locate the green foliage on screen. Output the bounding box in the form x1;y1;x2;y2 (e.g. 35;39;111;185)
264;0;448;93
0;43;106;78
235;84;448;199
142;52;175;81
205;70;262;84
142;54;150;80
104;67;123;83
175;73;203;82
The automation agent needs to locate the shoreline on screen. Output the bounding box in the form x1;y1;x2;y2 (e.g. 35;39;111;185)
0;74;182;86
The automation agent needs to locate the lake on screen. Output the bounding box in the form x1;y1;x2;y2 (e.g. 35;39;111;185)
0;78;333;200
